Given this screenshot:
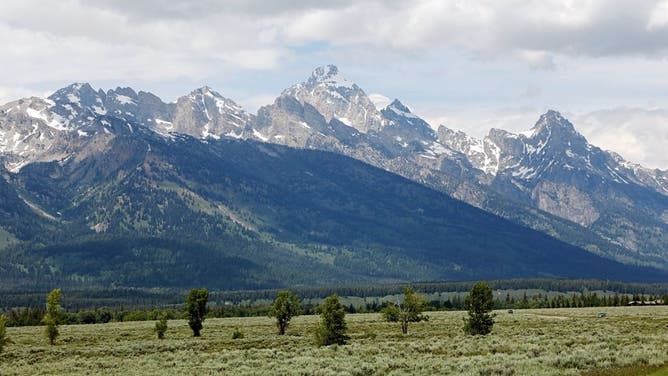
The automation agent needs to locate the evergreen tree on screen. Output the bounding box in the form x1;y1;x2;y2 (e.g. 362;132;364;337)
43;288;62;345
315;294;349;346
269;290;302;335
185;288;208;337
521;291;529;308
463;281;495;335
154;314;168;339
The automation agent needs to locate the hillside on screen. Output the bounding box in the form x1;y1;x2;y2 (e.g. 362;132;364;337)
1;129;665;289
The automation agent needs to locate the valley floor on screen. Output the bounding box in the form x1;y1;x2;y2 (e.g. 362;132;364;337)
1;306;668;375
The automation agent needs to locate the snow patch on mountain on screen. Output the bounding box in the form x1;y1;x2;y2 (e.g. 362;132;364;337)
114;94;135;105
253;129;268;142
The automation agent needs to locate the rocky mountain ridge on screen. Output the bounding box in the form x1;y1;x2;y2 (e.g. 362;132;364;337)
0;65;666;270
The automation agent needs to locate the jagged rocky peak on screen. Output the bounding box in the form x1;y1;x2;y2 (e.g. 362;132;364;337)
437;124;473;147
49;82;93;98
381;98;436;142
45;82;110;123
166;85;252;140
107;87;138;106
525;111;589;157
49;83;102;108
485;128;525;159
47;83;157;119
437;125;501;176
190;85;220;97
306;64;355;89
526;110;579;138
284;65;384;134
383;99;420;123
386;99;412;115
185;86;248;116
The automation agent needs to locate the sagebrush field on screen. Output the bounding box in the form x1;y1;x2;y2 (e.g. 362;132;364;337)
1;306;668;375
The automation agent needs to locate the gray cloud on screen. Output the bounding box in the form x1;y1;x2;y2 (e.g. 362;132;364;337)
574;107;668;170
88;0;364;19
3;0;668;83
272;0;668;60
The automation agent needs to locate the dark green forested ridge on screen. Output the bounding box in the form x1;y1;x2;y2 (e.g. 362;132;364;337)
0;133;667;290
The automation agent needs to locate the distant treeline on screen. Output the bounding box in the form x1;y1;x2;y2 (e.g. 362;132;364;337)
3;305;276;327
2;278;668;311
3;283;667;327
211;279;668;304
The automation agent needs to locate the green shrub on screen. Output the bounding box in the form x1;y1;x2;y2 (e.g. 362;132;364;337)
155;315;168;339
232;327;244;339
380;303;400;322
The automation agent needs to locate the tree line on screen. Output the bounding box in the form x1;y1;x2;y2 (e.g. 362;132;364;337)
210;278;668;304
4;278;667;311
0;283;497;353
3;290;665;328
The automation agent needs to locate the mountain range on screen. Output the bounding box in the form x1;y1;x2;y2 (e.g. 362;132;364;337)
0;65;666;290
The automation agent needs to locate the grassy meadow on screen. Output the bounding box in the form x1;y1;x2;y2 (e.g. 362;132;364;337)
1;306;668;375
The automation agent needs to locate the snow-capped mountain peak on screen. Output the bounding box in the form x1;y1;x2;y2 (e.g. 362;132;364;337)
107;87;138;107
190;86;221;98
49;83;99;107
165;86;253;139
386;99;417;118
307;65;355;89
46;82;110;125
183;86;246;117
282;65;384;134
527;110;578;138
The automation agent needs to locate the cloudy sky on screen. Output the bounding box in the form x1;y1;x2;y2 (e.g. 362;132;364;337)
1;0;668;168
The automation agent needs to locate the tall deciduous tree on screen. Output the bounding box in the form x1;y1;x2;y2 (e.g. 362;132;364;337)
315;294;349;346
269;290;302;335
43;288;62;345
382;287;428;335
463;281;495;335
185;288;208;337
